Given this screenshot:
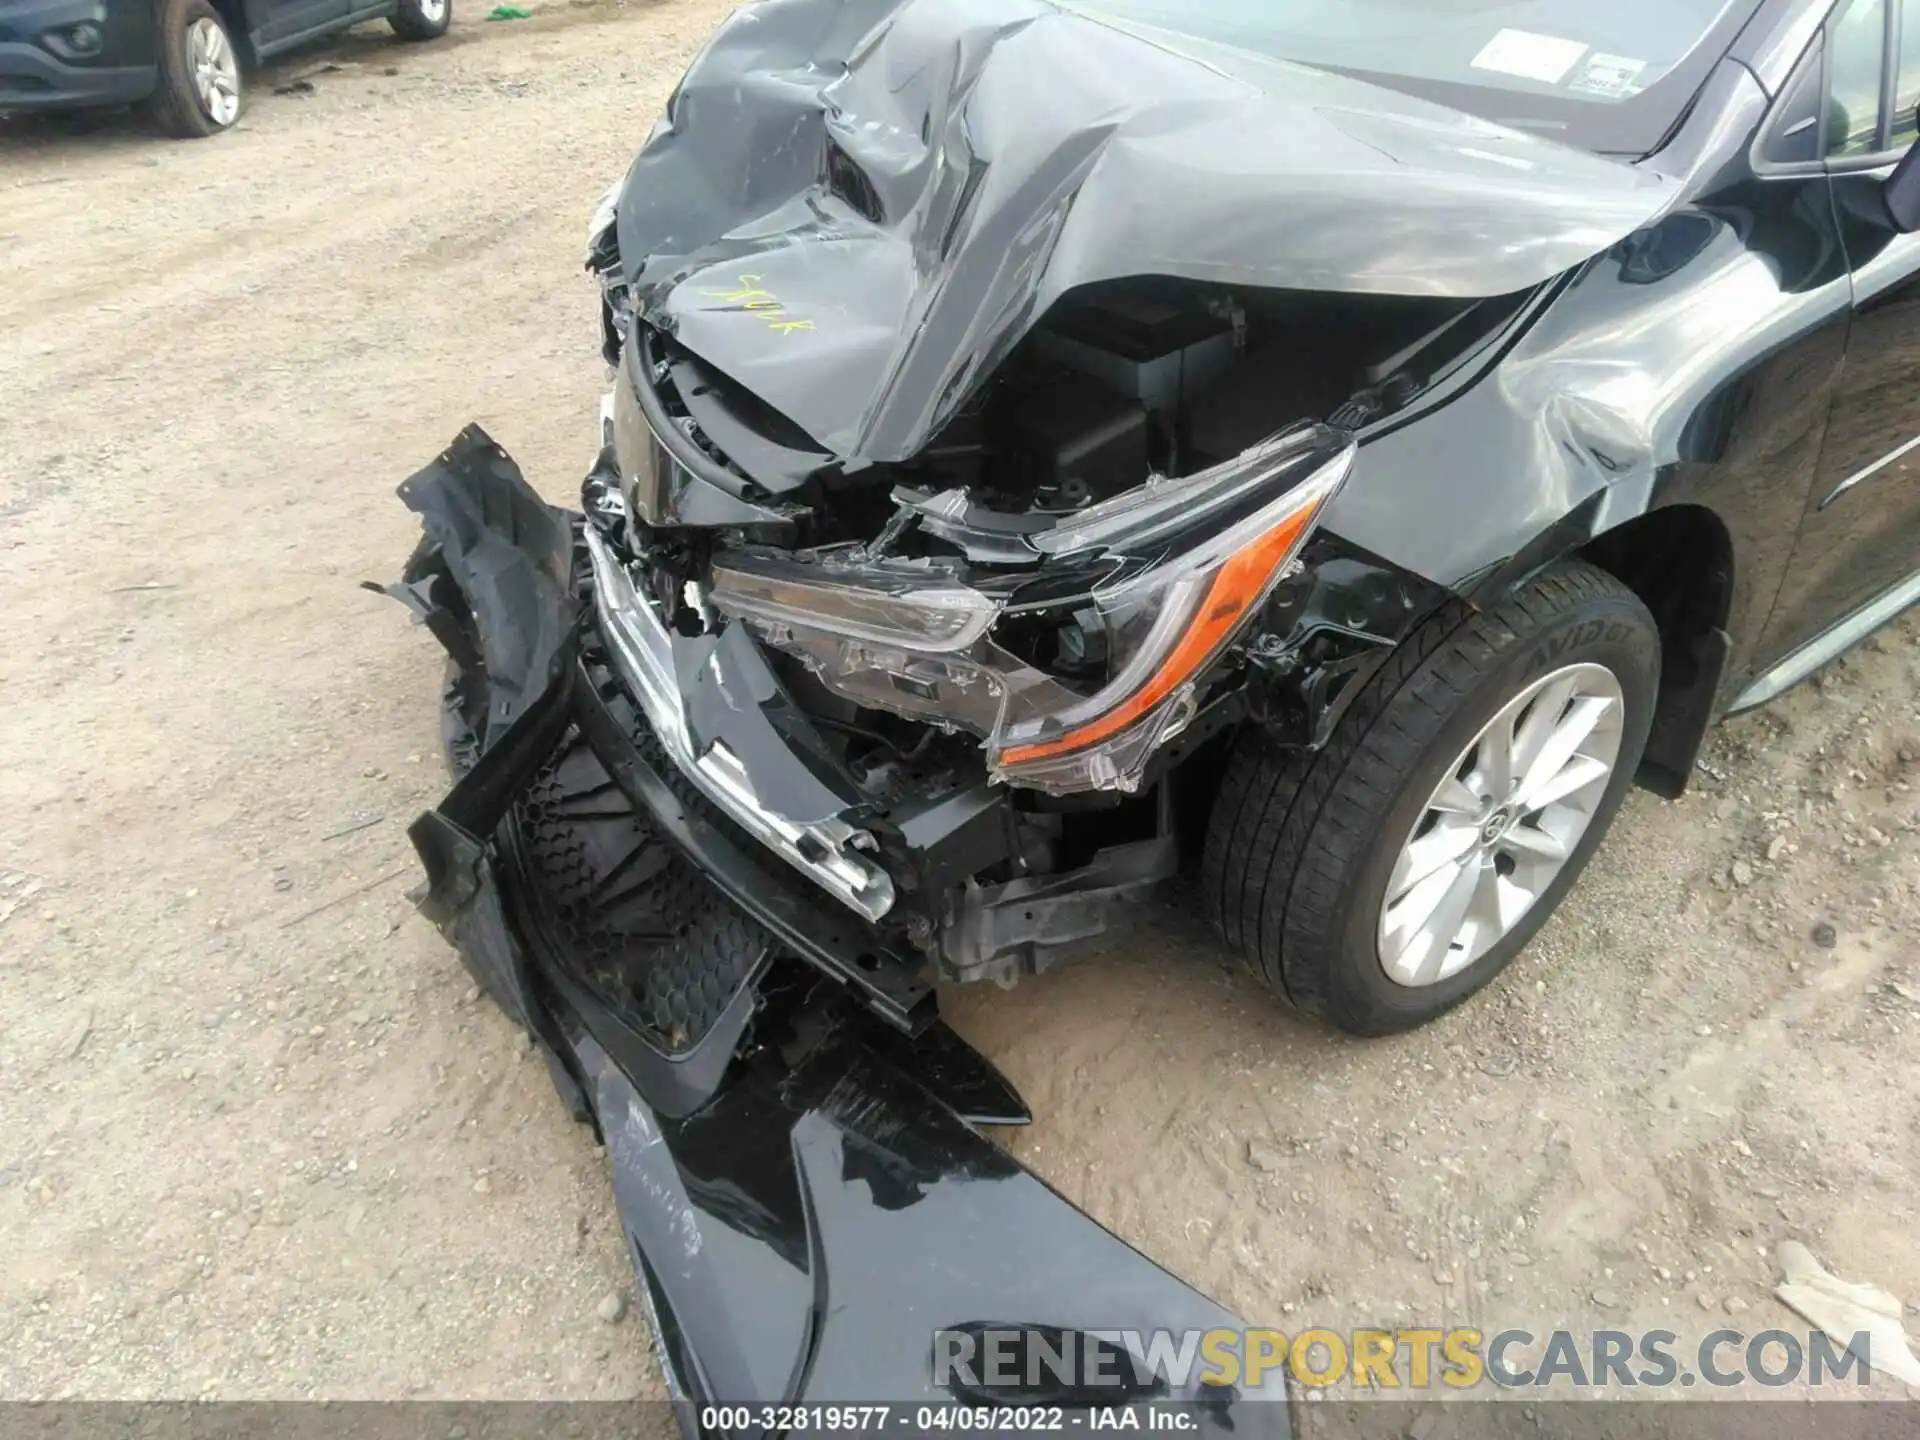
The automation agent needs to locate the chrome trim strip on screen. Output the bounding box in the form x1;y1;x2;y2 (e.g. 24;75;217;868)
583;523;897;921
1825;431;1920;508
1729;569;1920;714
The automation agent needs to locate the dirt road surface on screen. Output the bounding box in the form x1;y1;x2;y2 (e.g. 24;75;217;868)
4;0;1919;1402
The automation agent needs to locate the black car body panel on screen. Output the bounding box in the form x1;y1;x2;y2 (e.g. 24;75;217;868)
386;430;1290;1427
1331;60;1850;680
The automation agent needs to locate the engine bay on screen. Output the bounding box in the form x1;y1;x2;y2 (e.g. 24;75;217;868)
653;276;1524;557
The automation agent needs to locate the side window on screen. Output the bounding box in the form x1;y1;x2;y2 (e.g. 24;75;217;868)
1892;0;1920;150
1830;0;1889;158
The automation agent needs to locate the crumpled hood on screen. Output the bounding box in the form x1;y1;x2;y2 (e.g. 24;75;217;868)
616;0;1678;463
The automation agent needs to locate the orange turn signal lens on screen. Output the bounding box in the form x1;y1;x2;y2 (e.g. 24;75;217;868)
997;502;1322;767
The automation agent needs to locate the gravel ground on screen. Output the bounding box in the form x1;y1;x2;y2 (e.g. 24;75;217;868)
3;0;1918;1402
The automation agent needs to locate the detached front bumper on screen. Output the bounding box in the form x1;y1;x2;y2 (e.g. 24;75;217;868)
381;426;1290;1425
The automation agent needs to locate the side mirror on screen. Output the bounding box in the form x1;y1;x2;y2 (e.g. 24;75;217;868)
1887;112;1920;233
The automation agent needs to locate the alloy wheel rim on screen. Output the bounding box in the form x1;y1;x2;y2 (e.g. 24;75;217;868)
418;0;447;21
1377;662;1625;989
189;17;240;126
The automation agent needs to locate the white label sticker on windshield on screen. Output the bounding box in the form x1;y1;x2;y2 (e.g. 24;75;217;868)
1567;53;1650;99
1470;29;1590;85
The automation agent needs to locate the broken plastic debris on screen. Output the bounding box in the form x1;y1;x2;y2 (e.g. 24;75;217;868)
484;4;530;17
1772;1240;1920;1386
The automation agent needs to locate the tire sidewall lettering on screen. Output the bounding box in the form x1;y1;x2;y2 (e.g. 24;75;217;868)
1527;618;1635;677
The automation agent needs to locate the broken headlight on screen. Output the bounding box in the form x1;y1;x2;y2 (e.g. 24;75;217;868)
705;553;1001;654
994;427;1355;790
710;425;1356;795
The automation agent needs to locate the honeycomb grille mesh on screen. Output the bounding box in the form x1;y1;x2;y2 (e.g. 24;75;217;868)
507;733;768;1051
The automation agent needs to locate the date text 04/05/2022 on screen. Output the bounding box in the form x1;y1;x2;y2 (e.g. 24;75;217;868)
698;1407;1217;1434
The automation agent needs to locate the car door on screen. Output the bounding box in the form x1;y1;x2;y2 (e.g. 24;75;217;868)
1758;0;1920;669
249;0;350;55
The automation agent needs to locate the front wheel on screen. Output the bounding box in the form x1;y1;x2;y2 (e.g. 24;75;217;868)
146;0;243;138
1204;560;1660;1036
389;0;451;42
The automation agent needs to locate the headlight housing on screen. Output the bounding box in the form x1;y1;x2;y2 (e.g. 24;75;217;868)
708;424;1356;794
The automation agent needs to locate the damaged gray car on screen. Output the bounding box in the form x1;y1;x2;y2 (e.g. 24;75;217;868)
382;0;1920;1414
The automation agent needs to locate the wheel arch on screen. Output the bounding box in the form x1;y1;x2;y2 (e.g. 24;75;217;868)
205;0;258;64
1573;503;1737;798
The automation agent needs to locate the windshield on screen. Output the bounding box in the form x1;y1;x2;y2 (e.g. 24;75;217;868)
1057;0;1762;155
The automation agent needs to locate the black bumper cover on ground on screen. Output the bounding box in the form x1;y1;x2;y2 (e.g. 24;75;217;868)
379;428;1288;1430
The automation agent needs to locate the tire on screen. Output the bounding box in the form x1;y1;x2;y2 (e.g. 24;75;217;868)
389;0;451;42
146;0;243;138
1204;560;1660;1036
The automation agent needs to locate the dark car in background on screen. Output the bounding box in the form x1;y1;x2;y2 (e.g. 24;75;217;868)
0;0;450;136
